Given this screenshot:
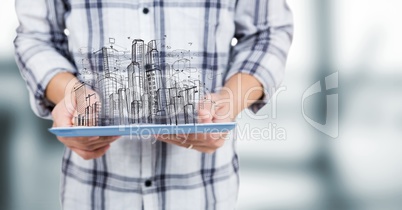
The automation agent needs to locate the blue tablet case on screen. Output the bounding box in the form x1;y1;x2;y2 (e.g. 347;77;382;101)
49;122;236;137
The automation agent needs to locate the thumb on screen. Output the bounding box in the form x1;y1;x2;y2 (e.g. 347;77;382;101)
198;108;213;124
71;110;78;126
55;110;74;127
53;99;75;127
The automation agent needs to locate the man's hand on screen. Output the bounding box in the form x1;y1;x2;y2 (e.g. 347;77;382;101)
155;73;264;153
47;73;120;160
155;92;233;153
51;93;119;160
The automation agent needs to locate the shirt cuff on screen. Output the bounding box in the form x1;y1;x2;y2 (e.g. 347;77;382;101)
24;51;77;119
225;51;285;114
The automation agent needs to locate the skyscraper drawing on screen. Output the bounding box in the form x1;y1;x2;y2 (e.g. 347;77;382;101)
73;38;205;126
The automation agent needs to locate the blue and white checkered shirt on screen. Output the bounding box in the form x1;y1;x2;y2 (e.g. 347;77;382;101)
14;0;293;209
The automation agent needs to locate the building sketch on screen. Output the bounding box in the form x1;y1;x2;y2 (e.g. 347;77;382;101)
73;39;206;126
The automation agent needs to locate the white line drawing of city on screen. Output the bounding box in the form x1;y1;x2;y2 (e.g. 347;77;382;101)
72;38;213;126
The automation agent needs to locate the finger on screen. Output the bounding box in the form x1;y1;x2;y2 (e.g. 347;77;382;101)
58;136;120;148
99;136;121;141
71;145;111;160
53;110;74;128
212;106;233;123
79;141;115;152
157;137;220;154
157;137;206;149
177;131;226;141
81;136;119;148
155;134;203;147
63;138;115;152
87;136;120;146
63;135;119;142
57;96;77;127
154;134;186;143
59;136;100;143
198;109;213;124
71;110;78;125
198;93;217;119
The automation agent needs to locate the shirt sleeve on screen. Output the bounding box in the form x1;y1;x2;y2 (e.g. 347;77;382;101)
14;0;77;119
225;0;293;113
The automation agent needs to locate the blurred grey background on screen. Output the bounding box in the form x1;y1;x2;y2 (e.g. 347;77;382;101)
1;0;402;209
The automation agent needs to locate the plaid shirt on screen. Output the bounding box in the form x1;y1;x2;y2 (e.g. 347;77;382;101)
14;0;293;209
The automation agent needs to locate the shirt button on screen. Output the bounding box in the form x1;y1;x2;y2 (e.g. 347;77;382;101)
143;8;150;14
144;180;152;187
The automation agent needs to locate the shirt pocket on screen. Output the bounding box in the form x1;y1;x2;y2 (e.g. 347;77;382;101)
163;6;219;48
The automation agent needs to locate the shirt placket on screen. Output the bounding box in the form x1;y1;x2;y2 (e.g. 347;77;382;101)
139;2;157;210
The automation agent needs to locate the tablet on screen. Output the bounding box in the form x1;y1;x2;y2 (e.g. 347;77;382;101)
49;122;236;137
